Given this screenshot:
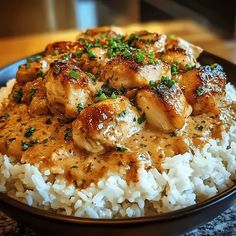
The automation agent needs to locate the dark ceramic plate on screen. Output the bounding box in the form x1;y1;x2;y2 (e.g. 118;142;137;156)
0;51;236;236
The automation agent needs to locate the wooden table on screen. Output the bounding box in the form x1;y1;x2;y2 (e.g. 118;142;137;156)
0;19;234;68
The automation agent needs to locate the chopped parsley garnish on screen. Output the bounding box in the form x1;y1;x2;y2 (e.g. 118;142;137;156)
96;92;108;102
149;80;157;87
13;89;23;103
128;34;141;47
21;139;38;151
64;128;73;141
69;70;79;79
134;51;145;63
36;71;44;79
26;57;34;63
183;64;192;72
123;49;132;57
77;103;84;112
210;63;218;70
116;146;127;152
196;87;204;96
76;50;83;58
87;50;96;59
110;92;117;99
45;118;52;124
161;76;176;88
22;142;29;151
29;88;37;101
171;62;178;76
52;50;60;56
25;63;30;69
195;124;204;131
24;127;36;137
137;113;146;124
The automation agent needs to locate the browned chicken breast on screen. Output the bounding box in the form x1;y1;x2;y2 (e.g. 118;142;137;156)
72;96;142;153
136;77;192;132
178;64;226;115
165;37;203;60
103;56;171;89
45;41;81;56
126;31;166;53
161;47;197;69
45;59;98;119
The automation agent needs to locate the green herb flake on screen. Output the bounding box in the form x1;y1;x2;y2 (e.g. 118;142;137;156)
137;113;146;124
148;52;155;59
210;63;218;70
116;146;127;152
110;92;117;99
171;62;178;76
87;50;96;59
196;87;204;96
29;88;37;101
123;49;132;57
96;92;108;102
149;80;157;87
161;76;176;88
13;89;23;103
25;63;30;69
76;50;83;58
77;103;85;113
64;128;73;141
183;64;192;72
22;142;29;151
195;124;204;131
24;127;36;137
52;50;60;56
36;71;44;78
69;70;79;79
134;51;145;63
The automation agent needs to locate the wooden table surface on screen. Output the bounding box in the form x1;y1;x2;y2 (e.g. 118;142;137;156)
0;19;234;68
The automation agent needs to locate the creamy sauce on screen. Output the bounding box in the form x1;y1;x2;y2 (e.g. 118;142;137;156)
0;99;235;189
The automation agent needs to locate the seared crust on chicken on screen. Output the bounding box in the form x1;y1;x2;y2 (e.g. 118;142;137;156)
126;31;166;53
103;56;171;89
136;81;192;132
45;41;81;55
45;59;97;118
72;97;142;153
165;37;203;60
179;64;226;115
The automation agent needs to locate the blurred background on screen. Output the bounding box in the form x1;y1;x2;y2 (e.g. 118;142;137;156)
0;0;236;66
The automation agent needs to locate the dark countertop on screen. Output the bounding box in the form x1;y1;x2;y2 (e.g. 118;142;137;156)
1;203;235;236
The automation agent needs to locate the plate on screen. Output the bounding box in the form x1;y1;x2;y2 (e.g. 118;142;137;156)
0;51;235;236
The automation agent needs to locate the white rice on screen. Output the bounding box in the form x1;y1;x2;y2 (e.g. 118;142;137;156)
0;82;235;218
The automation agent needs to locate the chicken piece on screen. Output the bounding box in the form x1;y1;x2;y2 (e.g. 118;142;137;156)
161;47;197;69
165;37;203;60
136;78;192;132
77;47;109;76
16;61;42;84
21;77;49;116
72;96;142;153
103;56;171;89
45;41;81;56
126;31;166;53
79;26;124;39
45;59;97;119
179;64;226;115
